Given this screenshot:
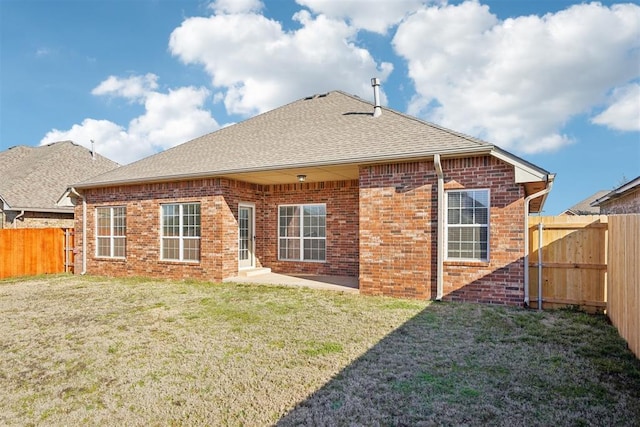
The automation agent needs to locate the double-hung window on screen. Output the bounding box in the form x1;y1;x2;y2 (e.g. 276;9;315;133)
96;206;126;258
278;204;326;261
446;189;489;261
161;203;201;262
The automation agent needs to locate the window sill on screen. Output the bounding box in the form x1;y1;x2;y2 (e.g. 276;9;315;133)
94;257;126;261
159;260;201;265
444;260;490;267
277;259;327;264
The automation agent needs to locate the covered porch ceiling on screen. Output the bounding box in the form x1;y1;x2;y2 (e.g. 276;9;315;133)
221;164;360;185
221;162;550;213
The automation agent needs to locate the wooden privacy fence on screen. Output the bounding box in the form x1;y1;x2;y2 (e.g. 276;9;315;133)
0;228;74;279
528;215;608;312
607;215;639;358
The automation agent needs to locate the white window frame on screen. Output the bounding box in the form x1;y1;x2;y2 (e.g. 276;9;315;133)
160;203;201;262
445;189;490;262
278;203;326;262
95;206;126;258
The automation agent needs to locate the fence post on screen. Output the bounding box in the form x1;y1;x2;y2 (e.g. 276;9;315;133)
538;221;543;311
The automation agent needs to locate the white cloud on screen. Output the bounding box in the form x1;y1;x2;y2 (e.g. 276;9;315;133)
169;9;393;116
208;0;263;14
592;83;640;132
41;75;219;164
393;1;640;153
91;73;159;100
295;0;433;34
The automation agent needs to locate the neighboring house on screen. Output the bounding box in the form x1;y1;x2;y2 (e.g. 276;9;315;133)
65;85;554;305
0;141;119;229
560;190;609;215
591;176;640;214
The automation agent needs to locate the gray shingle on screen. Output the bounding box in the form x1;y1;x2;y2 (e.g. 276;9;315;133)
78;91;494;187
0;141;119;210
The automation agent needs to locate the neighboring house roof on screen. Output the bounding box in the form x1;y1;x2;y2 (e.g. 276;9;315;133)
591;176;640;207
0;141;119;213
561;190;609;215
76;90;553;211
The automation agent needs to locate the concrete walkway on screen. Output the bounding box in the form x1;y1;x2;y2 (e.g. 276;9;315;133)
223;272;359;293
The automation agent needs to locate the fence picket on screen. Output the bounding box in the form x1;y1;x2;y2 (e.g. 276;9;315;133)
0;228;74;279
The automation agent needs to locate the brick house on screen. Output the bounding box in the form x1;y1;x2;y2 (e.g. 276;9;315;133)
66;86;554;305
0;141;118;229
591;176;640;214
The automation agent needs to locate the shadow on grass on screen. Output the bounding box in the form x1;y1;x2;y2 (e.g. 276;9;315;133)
277;302;640;426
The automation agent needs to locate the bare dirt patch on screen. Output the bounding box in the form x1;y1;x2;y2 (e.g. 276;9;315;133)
1;275;638;426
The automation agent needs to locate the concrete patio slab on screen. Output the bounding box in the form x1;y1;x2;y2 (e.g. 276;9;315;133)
223;272;359;293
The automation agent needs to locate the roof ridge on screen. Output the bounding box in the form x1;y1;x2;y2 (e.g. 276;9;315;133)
334;90;492;148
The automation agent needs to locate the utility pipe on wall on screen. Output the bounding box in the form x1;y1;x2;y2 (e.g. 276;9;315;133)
434;154;444;300
69;187;87;275
523;179;553;306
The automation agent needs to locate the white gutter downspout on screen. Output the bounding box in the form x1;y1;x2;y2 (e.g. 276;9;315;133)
523;179;553;306
69;187;87;275
434;154;444;300
13;210;25;228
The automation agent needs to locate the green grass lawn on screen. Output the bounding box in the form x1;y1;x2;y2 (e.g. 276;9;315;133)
1;275;638;426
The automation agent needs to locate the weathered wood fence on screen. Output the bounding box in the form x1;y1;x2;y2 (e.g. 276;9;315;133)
528;214;639;358
0;228;74;279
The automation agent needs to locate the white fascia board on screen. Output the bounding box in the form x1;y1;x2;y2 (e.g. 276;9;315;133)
0;195;10;211
490;148;551;183
56;187;76;207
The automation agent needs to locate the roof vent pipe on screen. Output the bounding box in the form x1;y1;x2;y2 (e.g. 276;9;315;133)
90;139;96;160
371;77;382;118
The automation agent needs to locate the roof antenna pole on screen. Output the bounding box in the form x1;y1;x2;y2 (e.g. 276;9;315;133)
90;139;95;160
371;77;382;118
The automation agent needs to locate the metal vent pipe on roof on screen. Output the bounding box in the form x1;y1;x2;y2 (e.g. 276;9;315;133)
371;77;382;118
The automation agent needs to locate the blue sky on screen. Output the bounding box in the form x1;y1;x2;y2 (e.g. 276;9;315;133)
1;0;638;215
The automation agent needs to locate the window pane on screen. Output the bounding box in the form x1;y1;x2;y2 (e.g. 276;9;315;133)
113;237;125;257
448;208;460;225
473;190;489;208
303;239;326;261
97;237;110;257
163;238;180;260
475;208;488;225
183;238;200;261
279;238;300;260
448;192;461;208
461;208;474;224
113;207;126;236
162;205;180;237
97;208;110;237
279;206;299;238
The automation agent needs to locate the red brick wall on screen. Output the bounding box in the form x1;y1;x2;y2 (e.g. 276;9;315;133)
75;178;359;281
260;180;359;277
359;156;526;305
359;162;437;299
78;179;242;281
441;157;525;305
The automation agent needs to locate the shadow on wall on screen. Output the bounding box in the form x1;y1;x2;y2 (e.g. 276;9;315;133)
441;258;525;306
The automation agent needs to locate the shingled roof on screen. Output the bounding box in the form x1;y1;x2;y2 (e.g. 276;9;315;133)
0;141;119;212
76;90;552;202
561;190;608;215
